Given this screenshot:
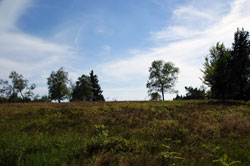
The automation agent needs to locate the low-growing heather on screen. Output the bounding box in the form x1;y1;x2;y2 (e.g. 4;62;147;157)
0;100;249;165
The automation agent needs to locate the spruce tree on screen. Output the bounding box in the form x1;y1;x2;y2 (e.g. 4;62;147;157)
71;75;93;101
202;43;231;99
89;70;105;101
229;28;250;100
202;28;250;100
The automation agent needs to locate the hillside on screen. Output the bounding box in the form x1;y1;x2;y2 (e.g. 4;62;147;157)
0;100;249;166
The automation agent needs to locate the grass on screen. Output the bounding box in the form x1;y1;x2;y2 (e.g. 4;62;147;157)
0;100;249;166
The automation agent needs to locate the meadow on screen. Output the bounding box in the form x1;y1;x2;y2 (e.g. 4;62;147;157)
0;100;249;166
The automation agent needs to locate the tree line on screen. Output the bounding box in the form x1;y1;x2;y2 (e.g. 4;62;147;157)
0;28;249;102
146;28;249;101
0;69;104;103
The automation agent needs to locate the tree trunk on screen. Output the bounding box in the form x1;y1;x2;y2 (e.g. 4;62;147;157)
161;88;165;101
58;99;61;103
11;88;15;103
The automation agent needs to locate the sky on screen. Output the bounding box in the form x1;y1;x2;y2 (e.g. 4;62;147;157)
0;0;249;101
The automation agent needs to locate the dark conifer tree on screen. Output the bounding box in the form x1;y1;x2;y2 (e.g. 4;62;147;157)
89;70;105;101
202;28;250;100
71;74;93;101
202;43;231;99
229;28;250;100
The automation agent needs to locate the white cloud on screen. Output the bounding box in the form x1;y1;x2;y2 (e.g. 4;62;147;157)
74;25;84;45
0;0;249;101
0;0;32;30
99;0;250;100
173;6;214;21
151;26;202;41
0;0;77;95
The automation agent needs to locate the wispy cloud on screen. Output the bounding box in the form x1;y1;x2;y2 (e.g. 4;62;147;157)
74;25;84;45
0;0;32;30
151;26;202;41
173;6;214;21
99;0;250;100
0;0;249;101
0;0;76;95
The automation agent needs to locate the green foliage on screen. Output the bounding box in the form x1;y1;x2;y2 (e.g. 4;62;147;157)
213;154;241;166
47;67;70;103
174;86;206;100
149;92;162;101
159;151;184;166
70;70;104;102
33;95;50;102
0;101;249;165
159;138;184;166
147;60;179;101
202;42;231;99
0;97;8;103
0;71;36;102
71;74;93;101
0;133;85;166
228;28;250;100
90;70;105;101
202;28;250;100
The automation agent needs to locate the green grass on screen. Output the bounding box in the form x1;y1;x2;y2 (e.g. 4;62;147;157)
0;100;249;166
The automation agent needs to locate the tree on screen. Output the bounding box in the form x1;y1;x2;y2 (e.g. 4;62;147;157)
174;86;206;100
149;92;161;101
33;95;50;102
202;28;250;100
0;79;11;99
89;70;105;101
184;86;206;99
0;72;36;102
71;74;93;101
47;67;70;103
228;28;250;100
202;43;231;99
146;60;179;101
23;84;36;101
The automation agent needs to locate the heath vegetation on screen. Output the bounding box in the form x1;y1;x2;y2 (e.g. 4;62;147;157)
0;100;249;166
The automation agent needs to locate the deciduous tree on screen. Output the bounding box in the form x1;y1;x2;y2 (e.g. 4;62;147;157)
47;67;70;103
0;72;36;102
149;92;161;101
146;60;179;101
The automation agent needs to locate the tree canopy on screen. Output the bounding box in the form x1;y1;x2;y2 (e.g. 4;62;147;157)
1;28;248;103
0;71;36;102
202;28;250;100
47;67;70;103
90;70;105;101
174;86;206;100
229;28;250;100
202;43;230;99
146;60;179;101
71;74;93;101
71;70;105;101
149;92;162;101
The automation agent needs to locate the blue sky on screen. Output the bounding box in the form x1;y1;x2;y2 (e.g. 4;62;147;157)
0;0;249;100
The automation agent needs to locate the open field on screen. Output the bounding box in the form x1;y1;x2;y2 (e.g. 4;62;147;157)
0;100;250;166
